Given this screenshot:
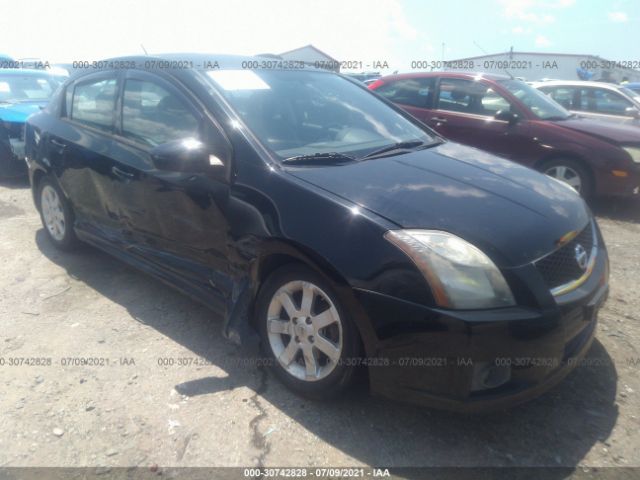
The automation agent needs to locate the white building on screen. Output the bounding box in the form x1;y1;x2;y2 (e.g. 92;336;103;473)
278;45;340;72
443;51;640;83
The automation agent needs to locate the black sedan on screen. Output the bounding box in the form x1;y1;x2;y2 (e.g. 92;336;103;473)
25;54;609;411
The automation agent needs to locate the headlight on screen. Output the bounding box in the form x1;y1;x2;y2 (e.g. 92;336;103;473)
623;146;640;163
385;230;515;309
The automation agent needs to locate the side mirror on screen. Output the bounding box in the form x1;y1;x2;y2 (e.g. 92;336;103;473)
150;138;224;173
494;110;519;125
625;107;640;119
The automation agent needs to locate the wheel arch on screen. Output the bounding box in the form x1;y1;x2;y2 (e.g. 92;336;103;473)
31;167;70;211
31;168;48;208
248;238;375;357
534;152;596;194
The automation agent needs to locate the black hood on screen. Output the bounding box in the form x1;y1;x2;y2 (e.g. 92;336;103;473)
287;142;591;268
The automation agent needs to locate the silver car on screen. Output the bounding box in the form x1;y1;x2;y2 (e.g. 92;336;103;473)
533;80;640;126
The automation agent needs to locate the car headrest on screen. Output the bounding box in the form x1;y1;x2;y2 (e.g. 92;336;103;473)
450;89;468;101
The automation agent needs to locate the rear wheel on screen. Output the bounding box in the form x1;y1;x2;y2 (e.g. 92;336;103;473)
37;177;79;251
540;158;592;198
256;264;359;399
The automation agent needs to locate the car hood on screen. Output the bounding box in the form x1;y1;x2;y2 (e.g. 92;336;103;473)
0;101;45;123
550;116;640;143
287;142;591;267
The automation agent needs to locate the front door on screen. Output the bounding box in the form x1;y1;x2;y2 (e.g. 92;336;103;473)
426;77;536;163
574;87;639;125
109;70;231;300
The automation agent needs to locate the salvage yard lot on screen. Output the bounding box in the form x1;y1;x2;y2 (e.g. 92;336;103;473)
1;178;639;469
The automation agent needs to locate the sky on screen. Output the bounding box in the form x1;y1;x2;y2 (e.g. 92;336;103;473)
1;0;639;73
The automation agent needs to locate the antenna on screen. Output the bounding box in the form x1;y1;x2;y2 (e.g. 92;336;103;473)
473;41;488;55
140;44;148;56
473;41;513;79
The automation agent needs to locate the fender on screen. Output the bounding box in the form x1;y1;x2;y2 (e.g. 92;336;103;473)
223;235;379;358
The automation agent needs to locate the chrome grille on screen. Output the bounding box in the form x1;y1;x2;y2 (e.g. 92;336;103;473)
535;222;596;293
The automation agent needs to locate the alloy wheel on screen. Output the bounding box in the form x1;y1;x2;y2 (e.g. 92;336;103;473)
545;165;582;193
41;185;66;241
266;280;343;382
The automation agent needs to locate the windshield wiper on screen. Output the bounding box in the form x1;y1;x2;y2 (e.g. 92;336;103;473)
282;152;356;165
360;140;432;160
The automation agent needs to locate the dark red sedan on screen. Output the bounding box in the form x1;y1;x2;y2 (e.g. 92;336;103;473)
369;72;640;198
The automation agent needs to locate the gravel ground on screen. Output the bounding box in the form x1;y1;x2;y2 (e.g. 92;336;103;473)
0;177;639;471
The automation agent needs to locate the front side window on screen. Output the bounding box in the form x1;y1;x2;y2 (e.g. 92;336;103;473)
374;78;435;108
206;69;435;159
480;88;511;115
437;78;511;116
437;79;473;112
122;79;199;147
71;78;117;131
579;88;633;116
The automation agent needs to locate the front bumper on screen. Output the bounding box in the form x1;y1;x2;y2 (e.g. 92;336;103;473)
599;163;640;197
355;244;609;412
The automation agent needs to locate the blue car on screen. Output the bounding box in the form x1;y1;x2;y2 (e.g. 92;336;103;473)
1;69;63;177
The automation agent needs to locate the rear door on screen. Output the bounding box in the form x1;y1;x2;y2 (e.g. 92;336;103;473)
538;85;579;111
373;77;436;122
109;69;230;298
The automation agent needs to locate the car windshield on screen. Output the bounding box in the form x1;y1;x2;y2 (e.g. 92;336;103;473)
498;79;572;120
0;73;58;103
619;86;640;104
206;69;435;160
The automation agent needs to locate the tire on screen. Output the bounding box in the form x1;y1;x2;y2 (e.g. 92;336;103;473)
539;158;593;198
256;264;360;399
37;177;79;251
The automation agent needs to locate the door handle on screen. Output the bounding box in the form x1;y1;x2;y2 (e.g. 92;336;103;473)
49;138;67;149
112;166;135;180
430;117;448;123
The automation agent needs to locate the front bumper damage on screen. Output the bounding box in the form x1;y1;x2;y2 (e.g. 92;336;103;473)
355;242;609;412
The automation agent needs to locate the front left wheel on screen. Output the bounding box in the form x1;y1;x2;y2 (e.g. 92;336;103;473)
256;264;360;399
37;177;79;251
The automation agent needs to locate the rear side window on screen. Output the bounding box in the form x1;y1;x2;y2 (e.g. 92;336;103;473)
374;78;435;108
71;78;117;132
122;79;199;147
542;87;576;109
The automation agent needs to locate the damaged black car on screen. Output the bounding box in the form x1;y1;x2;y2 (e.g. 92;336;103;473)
25;54;609;411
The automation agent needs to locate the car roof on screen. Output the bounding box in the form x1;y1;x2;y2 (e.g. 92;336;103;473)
377;71;512;83
532;80;622;89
